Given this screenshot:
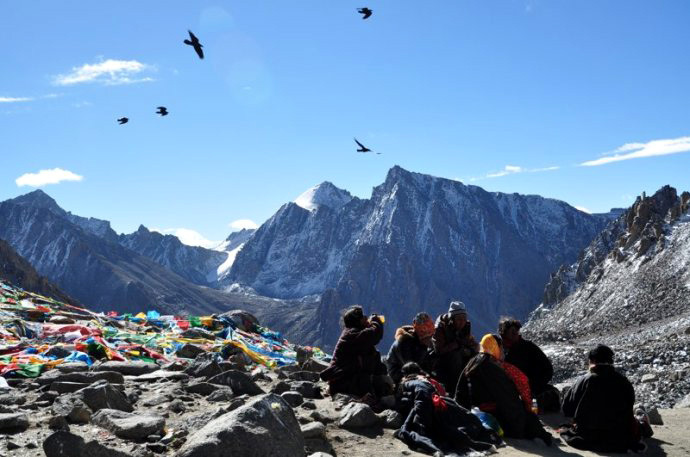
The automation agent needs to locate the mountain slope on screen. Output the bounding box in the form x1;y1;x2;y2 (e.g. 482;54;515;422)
228;166;613;348
0;238;73;303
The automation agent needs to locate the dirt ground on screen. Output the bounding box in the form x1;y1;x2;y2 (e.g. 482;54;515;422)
317;404;690;457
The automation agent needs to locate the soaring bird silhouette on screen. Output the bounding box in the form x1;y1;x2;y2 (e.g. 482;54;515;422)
156;106;168;116
117;117;128;125
358;7;373;19
184;30;204;59
354;138;371;153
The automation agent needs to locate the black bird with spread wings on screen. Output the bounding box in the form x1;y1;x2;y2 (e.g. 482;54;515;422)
156;107;168;116
354;138;371;153
117;117;128;125
358;8;373;19
184;30;204;59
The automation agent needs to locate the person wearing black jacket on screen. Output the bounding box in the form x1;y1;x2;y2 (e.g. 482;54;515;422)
319;305;389;399
433;301;478;395
499;318;553;396
386;312;436;385
560;344;644;452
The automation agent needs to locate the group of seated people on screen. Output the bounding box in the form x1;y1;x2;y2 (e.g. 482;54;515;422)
320;301;651;455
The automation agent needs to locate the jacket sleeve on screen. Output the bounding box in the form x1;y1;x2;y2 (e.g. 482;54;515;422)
433;320;459;355
503;362;532;412
562;376;587;418
386;341;403;384
529;341;553;387
351;320;384;347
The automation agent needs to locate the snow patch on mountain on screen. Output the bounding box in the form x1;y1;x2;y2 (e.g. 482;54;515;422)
294;182;353;212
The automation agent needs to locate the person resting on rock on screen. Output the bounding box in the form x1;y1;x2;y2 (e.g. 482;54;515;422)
432;300;478;396
560;344;648;453
499;317;560;412
455;334;552;445
395;362;500;456
386;312;437;386
319;305;391;403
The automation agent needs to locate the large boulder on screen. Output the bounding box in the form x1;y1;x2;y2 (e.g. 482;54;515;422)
39;370;124;385
177;344;206;359
206;370;264;396
92;409;166;440
184;353;222;378
0;412;29;431
52;394;92;423
175;394;303;457
77;380;133;412
94;361;159;376
43;431;130;457
132;370;190;382
338;402;379;428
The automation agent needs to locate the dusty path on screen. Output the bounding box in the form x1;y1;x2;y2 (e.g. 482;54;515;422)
322;406;690;457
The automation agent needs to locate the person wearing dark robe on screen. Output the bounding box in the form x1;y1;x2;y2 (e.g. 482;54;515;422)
320;305;390;400
386;312;436;385
560;344;646;452
432;301;478;396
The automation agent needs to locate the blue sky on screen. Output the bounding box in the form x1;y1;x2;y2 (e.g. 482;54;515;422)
2;1;689;246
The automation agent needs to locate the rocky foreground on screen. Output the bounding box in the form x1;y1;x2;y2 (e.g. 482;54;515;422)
1;355;690;457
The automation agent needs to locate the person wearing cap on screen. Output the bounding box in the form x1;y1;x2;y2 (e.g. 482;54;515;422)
433;300;478;395
498;317;559;412
455;334;552;445
386;312;437;385
319;305;389;400
560;344;645;452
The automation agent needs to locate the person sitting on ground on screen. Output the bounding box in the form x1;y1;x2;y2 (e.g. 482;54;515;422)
433;301;478;396
455;334;552;444
319;305;390;401
499;317;560;412
560;344;647;453
395;362;500;456
479;333;533;413
386;312;436;385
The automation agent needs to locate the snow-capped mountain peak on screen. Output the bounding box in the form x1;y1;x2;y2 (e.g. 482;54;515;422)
294;181;353;212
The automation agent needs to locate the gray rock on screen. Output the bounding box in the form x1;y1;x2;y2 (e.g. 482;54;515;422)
50;381;91;394
133;370;190;382
641;373;658;383
287;371;321;383
675;393;690;408
95;361;159;376
270;380;292;395
290;380;321;399
184;353;222;378
307;453;334;457
338;402;379;428
0;412;29;431
169;399;186;413
39;370;125;386
55;362;90;373
43;430;130;457
301;358;329;373
92;409;166;440
77;380;133;412
647;406;663;425
176;344;206;359
206;370;264;396
301;421;325;439
176;394;304;457
48;415;70;431
377;409;404;429
184;382;219;396
0;391;26;406
142;393;171;407
310;410;337;424
52;394;92;423
207;387;234;403
281;391;304;407
301;401;317;410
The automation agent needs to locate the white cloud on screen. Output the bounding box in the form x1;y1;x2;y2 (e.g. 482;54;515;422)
53;59;155;86
151;228;220;249
581;136;690;166
0;96;33;103
574;206;591;214
229;219;259;231
471;165;560;181
15;168;83;187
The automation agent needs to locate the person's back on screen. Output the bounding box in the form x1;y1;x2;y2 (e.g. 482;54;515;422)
561;344;640;452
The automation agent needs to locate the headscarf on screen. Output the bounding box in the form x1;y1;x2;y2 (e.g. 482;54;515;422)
479;333;502;360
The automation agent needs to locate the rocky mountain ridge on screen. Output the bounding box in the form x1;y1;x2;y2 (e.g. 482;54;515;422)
227;166;616;349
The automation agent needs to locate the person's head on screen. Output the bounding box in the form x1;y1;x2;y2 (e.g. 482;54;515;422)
498;317;522;349
342;305;366;329
412;312;434;346
479;333;503;360
401;361;423;377
588;344;614;366
448;301;468;330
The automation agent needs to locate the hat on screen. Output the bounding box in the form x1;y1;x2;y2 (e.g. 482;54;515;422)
448;301;467;316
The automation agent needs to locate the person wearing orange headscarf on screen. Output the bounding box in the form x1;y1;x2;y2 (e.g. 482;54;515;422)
479;334;532;413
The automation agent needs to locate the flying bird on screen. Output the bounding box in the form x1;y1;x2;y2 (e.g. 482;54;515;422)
358;7;373;19
354;138;371;153
117;117;128;125
184;30;204;59
156;106;168;116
